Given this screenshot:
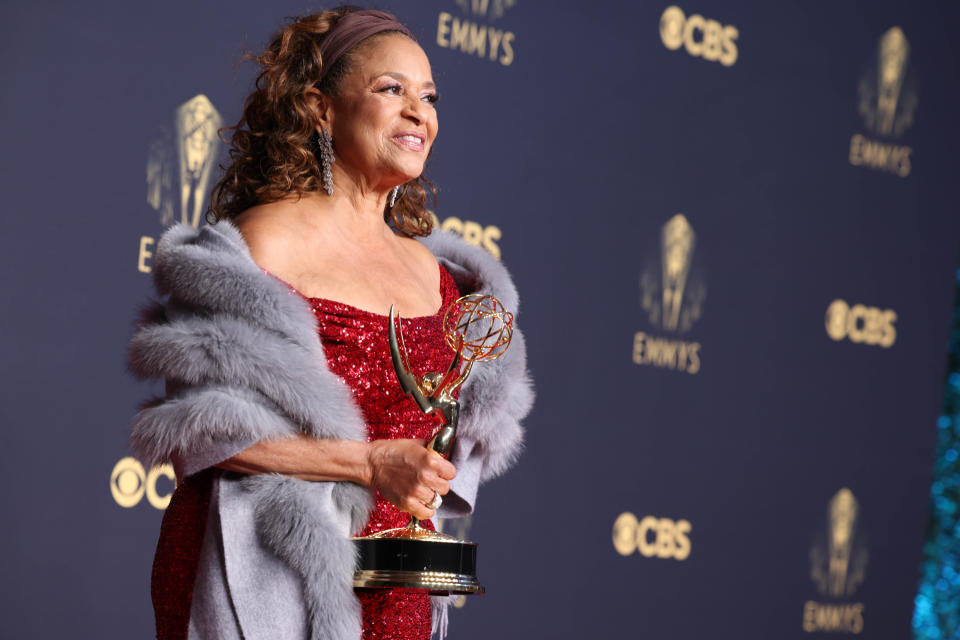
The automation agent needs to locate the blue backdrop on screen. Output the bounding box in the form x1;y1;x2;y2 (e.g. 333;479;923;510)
2;1;959;638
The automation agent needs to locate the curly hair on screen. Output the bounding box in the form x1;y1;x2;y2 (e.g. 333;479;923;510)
207;7;435;236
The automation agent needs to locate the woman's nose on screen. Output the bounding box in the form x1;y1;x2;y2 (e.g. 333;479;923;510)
402;96;425;124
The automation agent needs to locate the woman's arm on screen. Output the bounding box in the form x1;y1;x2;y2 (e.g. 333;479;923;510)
216;434;457;520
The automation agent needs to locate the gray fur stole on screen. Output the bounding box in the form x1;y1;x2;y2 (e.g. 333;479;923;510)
128;221;533;639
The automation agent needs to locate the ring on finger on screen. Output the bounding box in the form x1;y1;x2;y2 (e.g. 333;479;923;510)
425;490;442;510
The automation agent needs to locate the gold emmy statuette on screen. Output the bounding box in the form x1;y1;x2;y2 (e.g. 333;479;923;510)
352;294;514;595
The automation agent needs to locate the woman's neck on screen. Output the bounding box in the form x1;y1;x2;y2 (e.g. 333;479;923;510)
329;162;397;226
291;189;396;247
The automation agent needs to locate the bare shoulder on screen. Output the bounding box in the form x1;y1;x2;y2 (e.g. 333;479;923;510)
233;201;306;271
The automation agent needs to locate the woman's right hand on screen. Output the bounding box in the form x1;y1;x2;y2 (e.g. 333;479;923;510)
366;439;457;520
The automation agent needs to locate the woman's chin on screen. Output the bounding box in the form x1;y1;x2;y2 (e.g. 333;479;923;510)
390;168;424;185
385;155;427;180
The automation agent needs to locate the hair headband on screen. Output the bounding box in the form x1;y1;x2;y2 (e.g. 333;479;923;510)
317;10;414;83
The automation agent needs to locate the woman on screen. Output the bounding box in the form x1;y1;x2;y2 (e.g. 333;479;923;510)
129;7;532;640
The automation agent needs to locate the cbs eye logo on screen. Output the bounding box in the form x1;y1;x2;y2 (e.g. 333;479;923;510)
659;6;739;67
110;457;176;509
612;512;692;561
825;299;897;348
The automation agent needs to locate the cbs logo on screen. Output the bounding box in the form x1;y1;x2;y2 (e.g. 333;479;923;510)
429;212;502;260
825;299;897;348
110;457;176;509
659;6;739;67
612;512;692;561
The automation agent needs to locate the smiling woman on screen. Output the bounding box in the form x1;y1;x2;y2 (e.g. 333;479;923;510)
209;8;438;238
128;6;533;640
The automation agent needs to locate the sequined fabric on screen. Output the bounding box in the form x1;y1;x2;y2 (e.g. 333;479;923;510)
303;264;460;640
152;468;215;640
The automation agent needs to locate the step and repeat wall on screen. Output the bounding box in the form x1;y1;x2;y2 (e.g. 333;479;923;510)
2;1;959;638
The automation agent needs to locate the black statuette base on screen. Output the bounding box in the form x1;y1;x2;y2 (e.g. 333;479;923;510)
353;538;484;595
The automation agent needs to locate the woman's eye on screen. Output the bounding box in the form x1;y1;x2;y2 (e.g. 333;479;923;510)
423;93;439;105
379;84;402;95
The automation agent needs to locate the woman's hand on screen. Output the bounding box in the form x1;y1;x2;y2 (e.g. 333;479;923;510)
216;434;456;519
366;439;457;520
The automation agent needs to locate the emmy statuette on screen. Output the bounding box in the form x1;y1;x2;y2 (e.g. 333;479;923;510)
352;294;514;595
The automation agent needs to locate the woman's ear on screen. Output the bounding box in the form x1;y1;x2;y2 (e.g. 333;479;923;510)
304;87;334;132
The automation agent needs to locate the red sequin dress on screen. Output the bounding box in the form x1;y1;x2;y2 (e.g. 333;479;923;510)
302;264;460;640
150;265;459;640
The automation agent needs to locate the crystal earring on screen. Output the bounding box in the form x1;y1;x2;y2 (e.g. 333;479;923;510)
316;129;335;195
389;186;399;208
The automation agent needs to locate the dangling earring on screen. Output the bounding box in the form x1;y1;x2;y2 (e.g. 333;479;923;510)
316;129;335;195
389;186;399;208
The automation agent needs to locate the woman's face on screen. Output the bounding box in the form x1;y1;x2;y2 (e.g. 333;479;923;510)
325;34;438;189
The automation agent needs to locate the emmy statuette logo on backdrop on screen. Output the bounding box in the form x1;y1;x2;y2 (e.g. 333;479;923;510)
632;213;706;374
848;27;917;177
174;95;223;229
138;94;223;274
802;488;869;634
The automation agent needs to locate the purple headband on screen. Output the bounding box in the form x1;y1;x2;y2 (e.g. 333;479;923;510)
317;10;414;82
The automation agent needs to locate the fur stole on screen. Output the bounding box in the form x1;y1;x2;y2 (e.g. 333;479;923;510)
128;221;533;639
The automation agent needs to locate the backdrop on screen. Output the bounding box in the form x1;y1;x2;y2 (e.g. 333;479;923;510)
2;1;959;638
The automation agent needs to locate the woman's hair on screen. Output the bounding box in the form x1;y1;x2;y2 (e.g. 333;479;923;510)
207;7;435;236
